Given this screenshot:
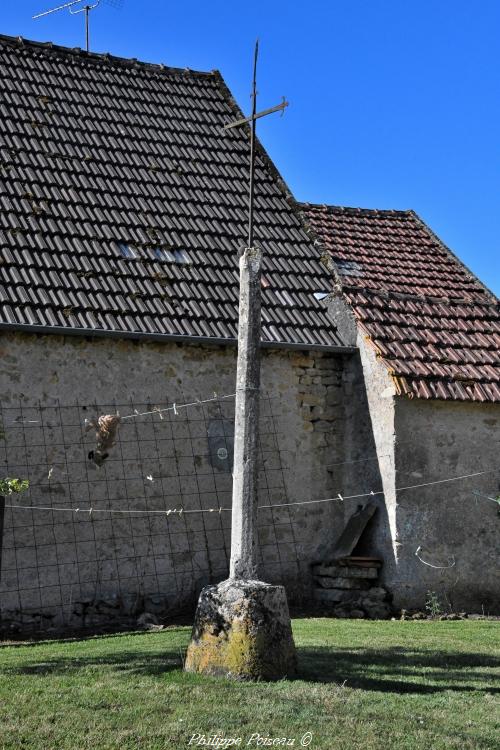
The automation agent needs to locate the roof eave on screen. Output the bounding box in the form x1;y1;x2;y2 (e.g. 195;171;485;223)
0;322;356;354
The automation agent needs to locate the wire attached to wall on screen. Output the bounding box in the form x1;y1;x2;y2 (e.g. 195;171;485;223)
415;545;456;569
472;490;500;507
5;466;499;516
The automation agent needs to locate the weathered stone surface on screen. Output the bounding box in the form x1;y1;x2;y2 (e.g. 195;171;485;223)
0;333;346;634
313;588;358;604
314;576;370;590
230;249;261;580
362;602;392;620
136;612;163;631
332;607;350;618
362;587;390;602
350;609;366;619
184;579;296;680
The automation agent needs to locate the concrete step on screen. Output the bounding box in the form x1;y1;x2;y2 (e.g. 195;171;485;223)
312;563;379;579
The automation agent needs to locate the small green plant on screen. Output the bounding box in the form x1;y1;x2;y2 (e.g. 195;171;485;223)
0;477;29;495
425;590;443;619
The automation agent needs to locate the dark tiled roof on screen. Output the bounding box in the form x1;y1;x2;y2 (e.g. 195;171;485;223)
301;204;500;402
0;34;345;350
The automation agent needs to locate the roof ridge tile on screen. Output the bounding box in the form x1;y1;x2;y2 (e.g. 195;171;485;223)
0;33;216;80
300;201;413;218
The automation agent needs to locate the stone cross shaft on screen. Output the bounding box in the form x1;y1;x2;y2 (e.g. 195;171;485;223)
229;246;262;579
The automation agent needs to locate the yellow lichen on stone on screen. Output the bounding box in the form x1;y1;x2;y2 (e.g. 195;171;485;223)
185;620;262;678
184;580;297;681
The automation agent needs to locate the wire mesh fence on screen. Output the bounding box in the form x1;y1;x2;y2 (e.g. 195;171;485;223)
0;392;315;633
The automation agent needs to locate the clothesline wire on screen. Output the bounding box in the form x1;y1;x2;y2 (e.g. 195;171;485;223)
9;391;239;426
5;466;499;516
119;393;236;421
9;389;285;427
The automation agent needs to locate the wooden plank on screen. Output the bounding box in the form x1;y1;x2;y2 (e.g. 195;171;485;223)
330;503;377;560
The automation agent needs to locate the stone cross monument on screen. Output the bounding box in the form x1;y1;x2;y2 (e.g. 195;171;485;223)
184;43;297;680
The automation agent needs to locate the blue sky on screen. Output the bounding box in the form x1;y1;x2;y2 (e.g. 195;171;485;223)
4;1;499;295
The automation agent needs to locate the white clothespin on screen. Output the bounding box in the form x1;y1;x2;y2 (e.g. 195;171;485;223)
153;406;164;421
173;403;178;416
337;493;344;502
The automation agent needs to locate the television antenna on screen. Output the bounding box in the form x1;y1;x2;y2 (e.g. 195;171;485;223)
33;0;124;53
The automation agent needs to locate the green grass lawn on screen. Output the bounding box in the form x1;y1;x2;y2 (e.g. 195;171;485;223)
0;619;498;750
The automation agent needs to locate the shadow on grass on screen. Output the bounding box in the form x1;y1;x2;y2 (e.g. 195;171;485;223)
2;643;499;695
0;627;189;650
297;646;500;694
1;647;184;677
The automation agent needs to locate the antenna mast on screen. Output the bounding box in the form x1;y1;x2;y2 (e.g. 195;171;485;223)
69;1;101;54
33;0;122;53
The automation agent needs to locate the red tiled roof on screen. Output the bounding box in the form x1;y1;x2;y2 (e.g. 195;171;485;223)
300;204;500;403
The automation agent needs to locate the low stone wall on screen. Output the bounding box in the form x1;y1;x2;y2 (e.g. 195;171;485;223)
313;559;392;619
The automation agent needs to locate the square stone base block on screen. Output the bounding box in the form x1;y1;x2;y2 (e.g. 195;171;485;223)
184;579;297;680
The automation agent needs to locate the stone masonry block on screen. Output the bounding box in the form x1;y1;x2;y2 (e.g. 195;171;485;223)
326;391;342;406
312;420;335;432
320;375;341;386
300;394;323;406
314;576;371;590
290;354;315;368
313;588;358;604
315;359;341;370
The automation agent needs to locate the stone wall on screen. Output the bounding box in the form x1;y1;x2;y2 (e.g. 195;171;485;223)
0;332;346;632
328;294;500;613
393;397;500;614
341;334;500;614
